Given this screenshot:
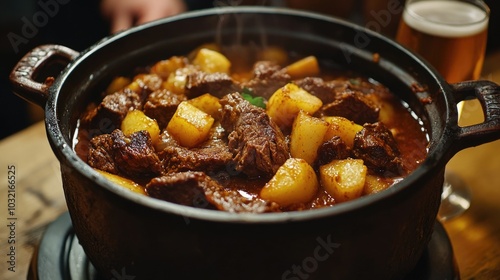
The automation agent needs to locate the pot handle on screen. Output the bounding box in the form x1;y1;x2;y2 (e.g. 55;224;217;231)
450;80;500;152
9;44;79;108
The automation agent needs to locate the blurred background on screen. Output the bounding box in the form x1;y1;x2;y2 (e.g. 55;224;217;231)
1;0;499;140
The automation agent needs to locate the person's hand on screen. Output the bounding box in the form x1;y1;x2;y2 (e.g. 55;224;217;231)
101;0;187;33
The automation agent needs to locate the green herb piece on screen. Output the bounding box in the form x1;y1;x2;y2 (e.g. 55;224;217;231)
242;88;266;109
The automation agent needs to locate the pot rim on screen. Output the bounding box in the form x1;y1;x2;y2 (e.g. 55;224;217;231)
46;6;451;224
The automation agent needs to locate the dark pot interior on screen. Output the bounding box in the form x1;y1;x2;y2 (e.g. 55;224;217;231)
33;6;469;280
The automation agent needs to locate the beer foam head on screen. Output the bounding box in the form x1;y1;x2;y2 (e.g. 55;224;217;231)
403;0;489;37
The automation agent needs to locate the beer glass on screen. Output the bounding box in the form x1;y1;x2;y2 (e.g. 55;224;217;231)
396;0;490;220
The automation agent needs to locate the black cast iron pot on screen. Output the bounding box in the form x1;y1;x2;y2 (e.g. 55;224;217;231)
10;7;500;280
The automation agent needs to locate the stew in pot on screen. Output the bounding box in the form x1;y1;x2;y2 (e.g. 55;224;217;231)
74;44;428;213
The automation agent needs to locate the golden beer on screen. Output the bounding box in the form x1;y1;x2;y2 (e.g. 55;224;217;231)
396;0;489;83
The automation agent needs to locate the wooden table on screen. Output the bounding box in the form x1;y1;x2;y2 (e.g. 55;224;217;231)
1;52;500;280
0;121;67;280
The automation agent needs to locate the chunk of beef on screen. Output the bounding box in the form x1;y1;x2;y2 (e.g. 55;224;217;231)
143;89;187;128
185;71;242;98
205;183;281;213
87;133;118;174
352;122;405;176
318;90;380;124
242;61;291;99
82;88;143;135
146;171;280;213
112;130;163;177
146;172;217;209
294;77;349;104
88;129;163;179
160;144;233;173
220;93;289;178
316;136;351;166
158;124;233;173
347;77;391;96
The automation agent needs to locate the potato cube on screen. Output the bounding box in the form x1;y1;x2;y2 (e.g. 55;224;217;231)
126;80;141;93
126;74;148;93
364;175;393;195
188;43;221;60
95;169;146;195
284;56;320;79
150;56;187;79
121;110;160;144
260;158;319;206
378;102;395;124
322;116;363;148
267;83;323;128
187;93;221;118
192;48;231;74
290;111;329;165
320;158;367;203
167;101;214;148
105;76;131;95
163;70;188;95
